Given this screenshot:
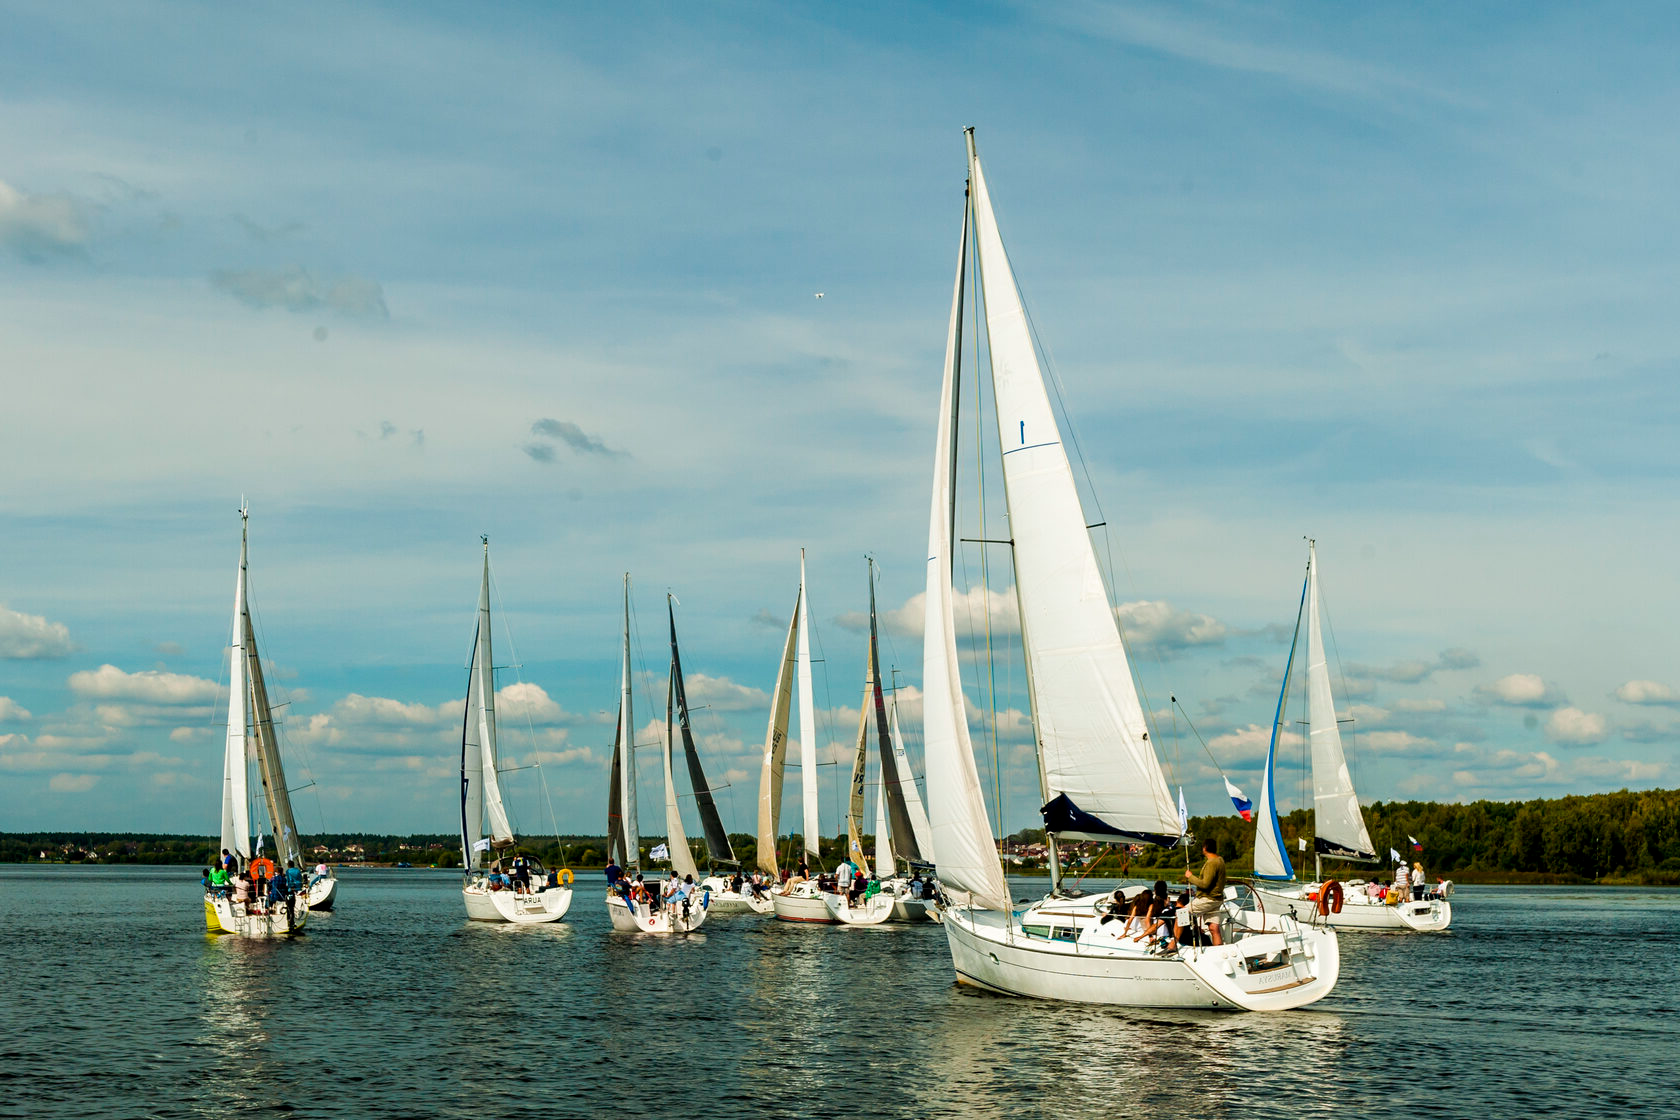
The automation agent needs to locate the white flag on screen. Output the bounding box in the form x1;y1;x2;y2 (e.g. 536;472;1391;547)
650;843;670;861
1176;787;1188;832
472;838;492;854
1297;838;1307;852
1389;847;1402;863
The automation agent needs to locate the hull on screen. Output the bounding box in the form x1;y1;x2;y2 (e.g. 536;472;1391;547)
700;877;773;915
942;898;1338;1012
462;884;573;924
772;884;837;924
823;891;894;926
205;894;306;937
305;876;337;911
1249;884;1452;933
605;892;709;934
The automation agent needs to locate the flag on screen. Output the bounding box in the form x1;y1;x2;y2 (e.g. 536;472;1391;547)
1409;835;1423;851
1177;787;1188;832
650;843;670;861
1297;838;1308;852
1223;777;1253;823
472;838;491;853
1389;847;1402;863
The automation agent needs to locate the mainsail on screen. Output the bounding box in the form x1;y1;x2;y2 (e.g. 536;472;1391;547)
845;627;873;873
663;653;700;881
868;570;922;864
795;551;820;861
608;574;640;869
754;587;801;875
967;133;1181;848
460;541;514;872
886;698;934;857
1253;570;1308;881
1305;543;1376;861
221;514;252;861
669;599;735;864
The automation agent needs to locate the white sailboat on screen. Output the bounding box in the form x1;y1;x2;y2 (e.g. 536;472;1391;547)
756;551;836;924
459;540;573;924
920;130;1340;1010
1246;542;1452;933
605;576;711;934
205;506;309;937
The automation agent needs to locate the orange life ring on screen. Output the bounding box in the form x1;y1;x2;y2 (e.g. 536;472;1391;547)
558;868;574;886
249;857;276;881
1318;879;1344;916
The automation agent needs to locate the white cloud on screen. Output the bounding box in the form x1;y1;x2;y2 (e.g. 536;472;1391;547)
0;179;92;258
1474;673;1564;708
48;773;99;793
169;726;203;743
0;604;74;659
1115;600;1227;653
1545;707;1609;746
68;664;218;704
210;266;389;319
1615;680;1678;707
1206;723;1303;766
0;697;31;721
1393;698;1447;714
1347;704;1389;726
330;693;453;726
684;673;769;712
495;681;566;724
1359;730;1435;755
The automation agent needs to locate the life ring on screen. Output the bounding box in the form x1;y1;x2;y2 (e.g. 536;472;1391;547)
1318;879;1344;916
557;868;574;886
249;857;276;881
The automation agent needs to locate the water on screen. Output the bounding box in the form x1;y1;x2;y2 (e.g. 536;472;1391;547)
2;867;1674;1119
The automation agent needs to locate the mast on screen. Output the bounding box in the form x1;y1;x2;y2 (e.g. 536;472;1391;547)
754;587;801;876
221;505;252;861
796;550;820;865
619;574;639;869
670;597;735;864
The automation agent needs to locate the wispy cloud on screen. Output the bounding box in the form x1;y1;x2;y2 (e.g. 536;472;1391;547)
209;266;389;319
0;179;94;260
528;418;625;459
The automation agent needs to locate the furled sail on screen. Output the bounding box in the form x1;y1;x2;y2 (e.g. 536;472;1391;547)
922;183;1011;912
1254;571;1308;881
796;552;821;861
670;600;735;864
967;135;1180;846
221;514;252;861
663;659;700;881
616;575;639;868
755;590;800;875
1305;544;1376;861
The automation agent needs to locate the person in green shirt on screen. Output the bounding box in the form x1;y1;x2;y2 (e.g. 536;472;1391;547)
207;866;231;896
1182;839;1227;946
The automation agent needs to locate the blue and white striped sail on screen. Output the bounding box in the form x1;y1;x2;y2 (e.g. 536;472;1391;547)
1253;572;1307;881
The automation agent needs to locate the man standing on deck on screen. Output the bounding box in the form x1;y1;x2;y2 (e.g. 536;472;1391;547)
1182;839;1227;946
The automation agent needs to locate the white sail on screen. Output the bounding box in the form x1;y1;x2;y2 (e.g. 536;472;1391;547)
796;550;821;861
663;662;700;881
619;575;640;867
220;512;252;861
1253;569;1307;881
475;551;514;847
874;767;893;876
755;590;800;875
846;665;872;874
967;138;1180;845
888;699;934;858
1306;544;1375;860
922;188;1011;912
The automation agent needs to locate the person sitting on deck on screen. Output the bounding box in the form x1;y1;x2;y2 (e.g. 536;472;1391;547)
1182;839;1228;946
309;862;329;888
1135;886;1180;949
909;874;925;899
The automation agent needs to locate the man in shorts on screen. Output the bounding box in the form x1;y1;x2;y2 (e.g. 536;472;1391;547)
1182;839;1228;946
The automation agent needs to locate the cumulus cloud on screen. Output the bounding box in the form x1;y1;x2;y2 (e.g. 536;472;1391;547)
210;265;389;319
685;673;770;712
495;682;566;724
1474;673;1566;708
1545;707;1609;746
528;418;625;459
1615;680;1678;707
48;773;99;793
0;697;31;721
0;604;75;659
68;664;218;704
1392;698;1448;714
0;179;93;259
1351;648;1481;685
330;693;453;726
1116;600;1227;654
1206;723;1304;766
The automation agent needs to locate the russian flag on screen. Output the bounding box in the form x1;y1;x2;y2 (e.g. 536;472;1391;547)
1223;777;1253;822
1409;835;1423;851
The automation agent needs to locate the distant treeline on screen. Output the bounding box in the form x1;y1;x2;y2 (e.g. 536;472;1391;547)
8;787;1679;884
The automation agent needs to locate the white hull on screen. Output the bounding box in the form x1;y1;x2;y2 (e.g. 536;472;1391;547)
822;891;894;926
942;898;1339;1012
772;883;837;924
1249;884;1451;932
605;892;709;934
305;876;337;911
462;883;573;924
890;898;930;922
205;894;305;937
700;877;773;914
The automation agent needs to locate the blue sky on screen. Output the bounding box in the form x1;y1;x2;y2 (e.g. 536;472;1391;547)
2;2;1676;841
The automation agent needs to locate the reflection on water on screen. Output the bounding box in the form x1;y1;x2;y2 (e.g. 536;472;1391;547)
1;867;1674;1119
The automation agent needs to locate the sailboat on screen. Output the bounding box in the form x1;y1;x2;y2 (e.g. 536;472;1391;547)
605;576;711;933
459;539;573;924
919;130;1340;1009
878;693;938;921
1246;542;1452;932
756;550;835;923
205;506;309;937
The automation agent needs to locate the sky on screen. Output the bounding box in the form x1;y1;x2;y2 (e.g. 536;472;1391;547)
2;2;1677;843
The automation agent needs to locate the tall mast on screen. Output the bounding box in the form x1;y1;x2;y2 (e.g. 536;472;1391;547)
620;574;638;869
221;505;252;861
796;549;820;865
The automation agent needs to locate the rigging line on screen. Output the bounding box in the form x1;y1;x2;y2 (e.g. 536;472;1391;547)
1169;695;1231;779
489;552;563;842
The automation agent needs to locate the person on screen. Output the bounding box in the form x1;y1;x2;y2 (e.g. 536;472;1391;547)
511;852;532;893
235;871;255;910
923;878;942;907
220;848;239;876
1135;885;1178;948
267;869;290;917
837;857;856;895
605;857;623;888
1393;860;1411;900
731;869;744;894
200;867;212;890
909;874;924;900
309;861;329;888
848;870;867;907
1182;839;1228;946
207;865;231;897
285;859;304;896
1411;862;1427;901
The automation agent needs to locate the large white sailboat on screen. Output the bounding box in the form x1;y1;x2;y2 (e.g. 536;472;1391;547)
920;130;1340;1010
458;540;573;924
756;551;835;923
1246;542;1452;932
605;577;710;934
205;506;311;936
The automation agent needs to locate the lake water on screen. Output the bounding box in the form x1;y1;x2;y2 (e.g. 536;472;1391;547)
2;866;1674;1118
